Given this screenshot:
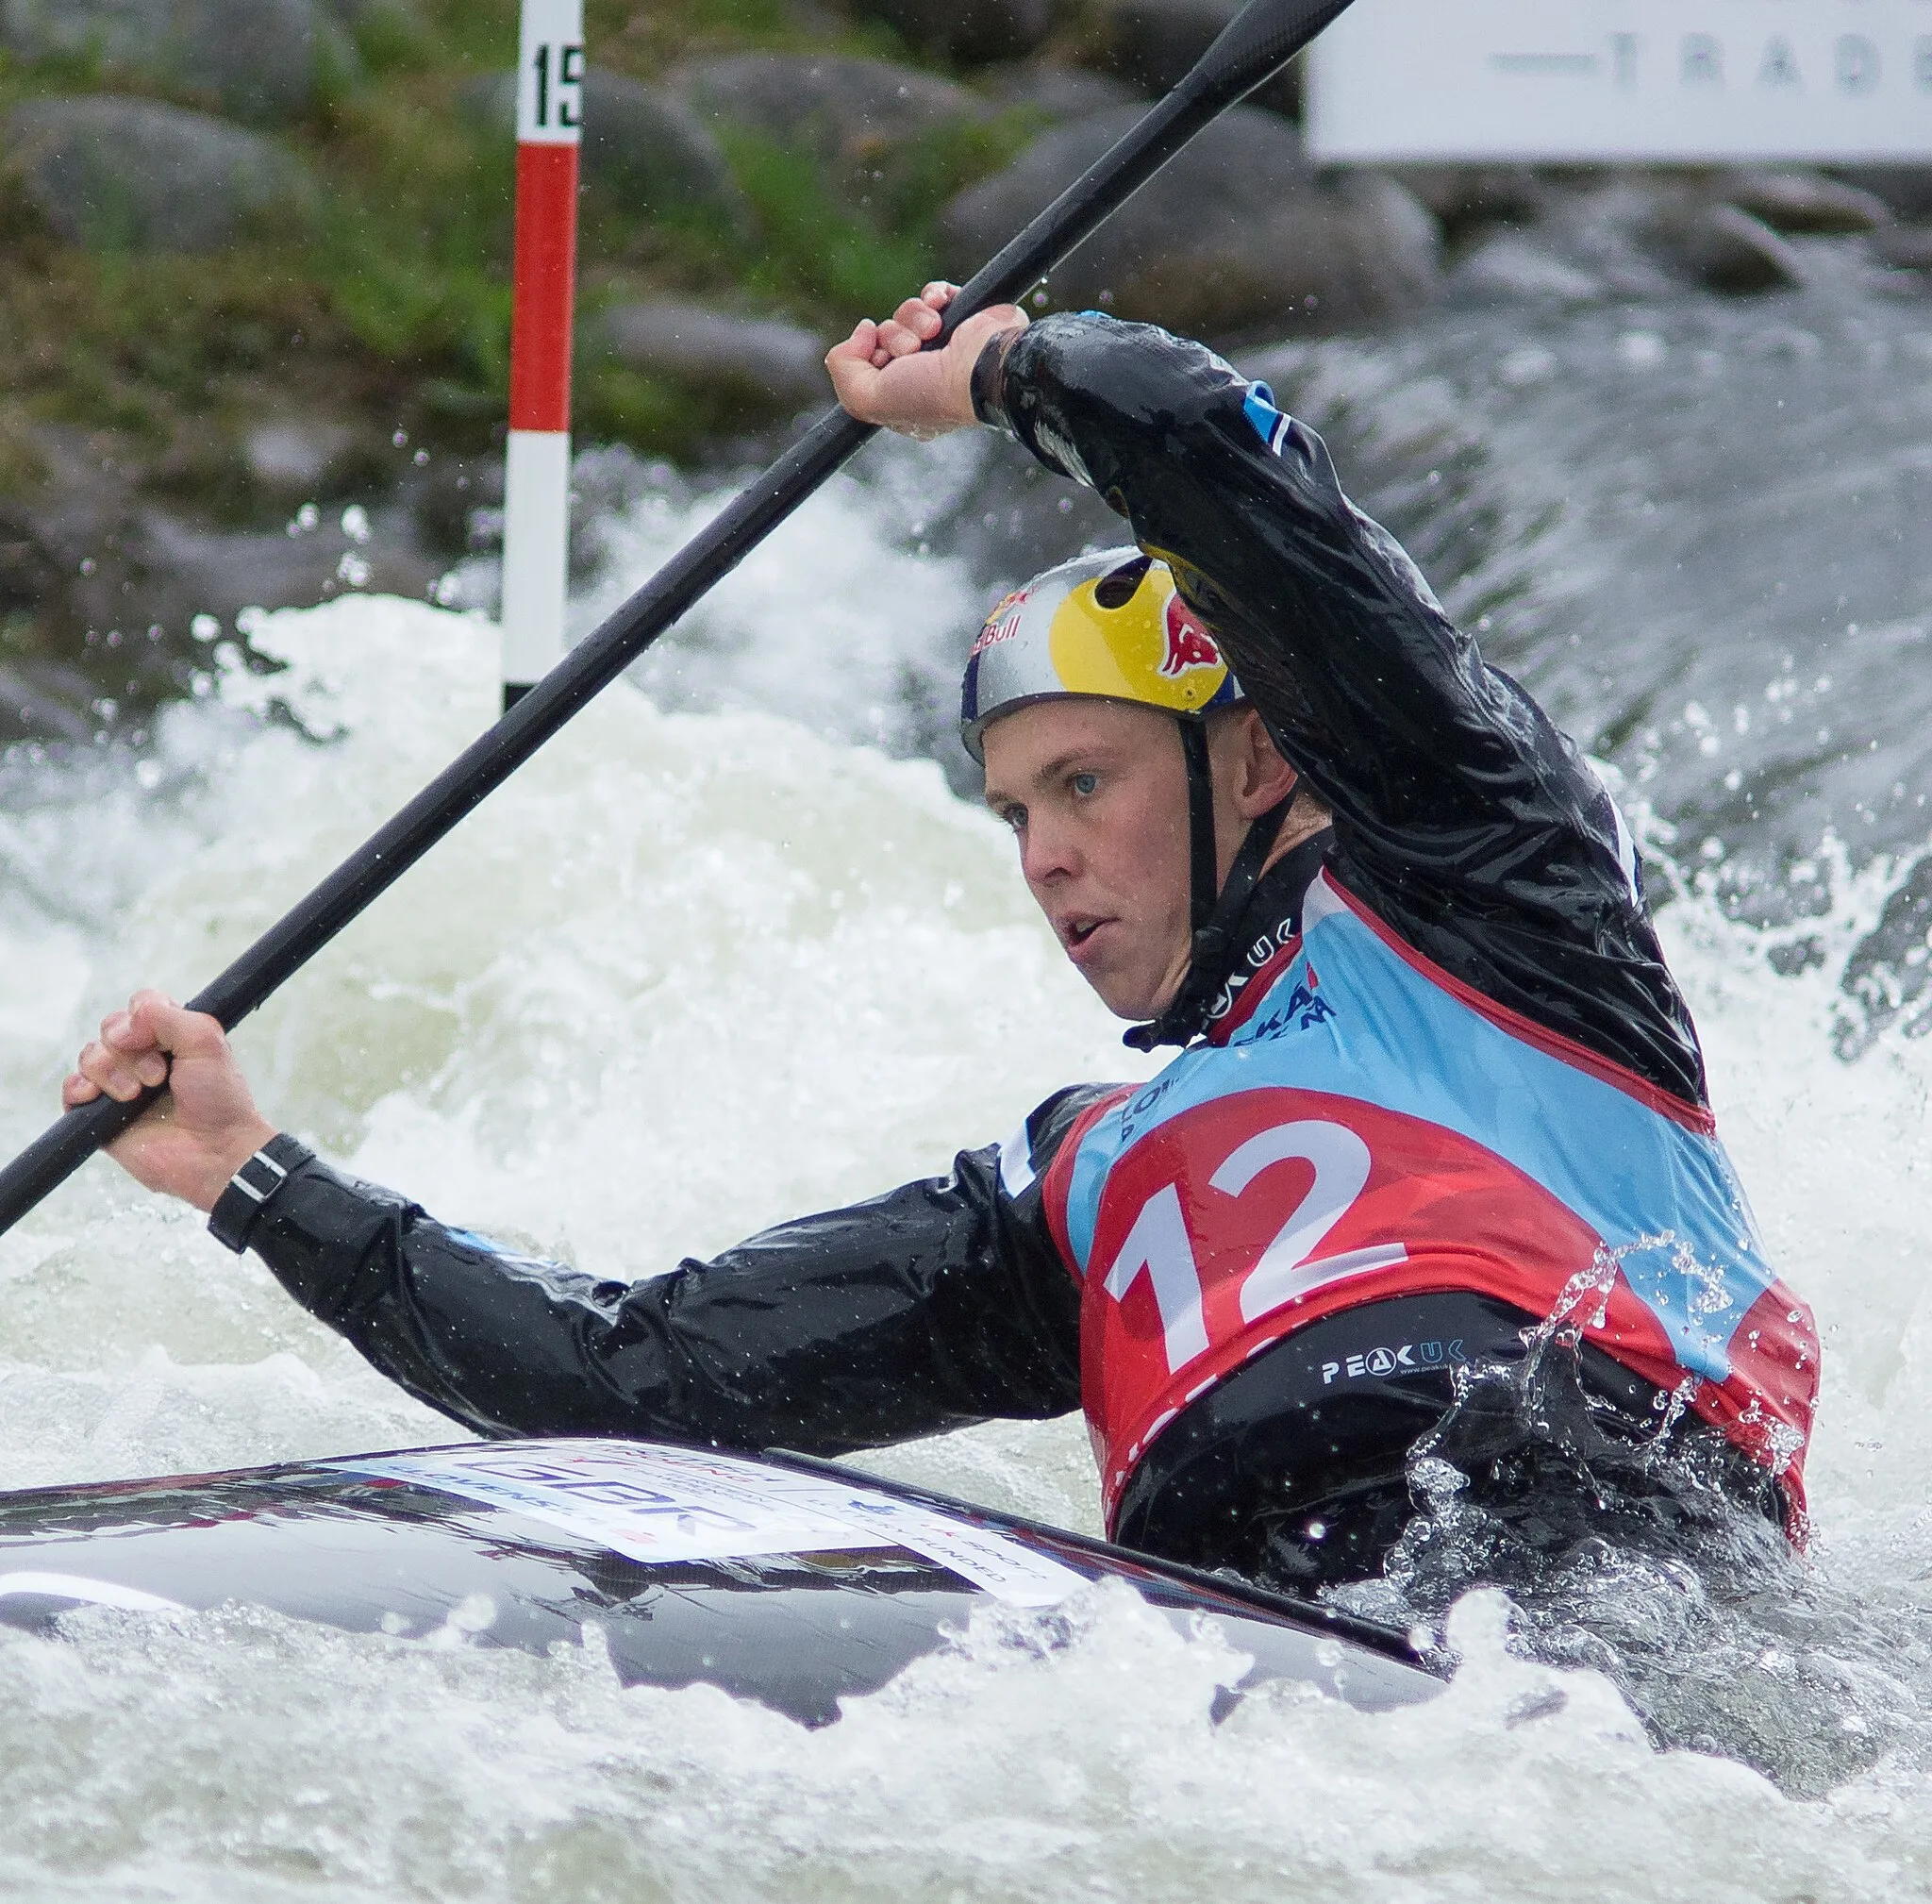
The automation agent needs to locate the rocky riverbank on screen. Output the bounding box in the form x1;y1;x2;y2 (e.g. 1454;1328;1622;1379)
0;0;1928;751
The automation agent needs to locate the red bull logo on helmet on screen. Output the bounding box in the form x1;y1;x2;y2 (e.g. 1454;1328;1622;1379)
971;590;1030;660
1160;597;1223;679
962;549;1241;754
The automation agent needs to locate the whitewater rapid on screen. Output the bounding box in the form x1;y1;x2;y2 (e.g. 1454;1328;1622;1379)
1;454;1931;1896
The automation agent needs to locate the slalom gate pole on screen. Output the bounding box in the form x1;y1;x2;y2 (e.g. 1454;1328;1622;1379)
0;0;1357;1237
502;0;583;714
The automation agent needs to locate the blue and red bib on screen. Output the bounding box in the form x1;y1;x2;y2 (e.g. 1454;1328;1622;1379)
1042;872;1818;1535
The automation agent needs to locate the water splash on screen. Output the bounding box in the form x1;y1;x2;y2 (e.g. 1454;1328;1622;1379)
0;468;1928;1888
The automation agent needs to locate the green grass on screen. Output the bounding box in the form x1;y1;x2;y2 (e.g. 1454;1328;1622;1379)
409;0;522;75
871;108;1047;232
339;1;440;76
304;83;518;397
0;0;1038;488
721;128;937;313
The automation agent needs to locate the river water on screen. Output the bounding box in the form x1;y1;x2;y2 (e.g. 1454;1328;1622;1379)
0;263;1930;1897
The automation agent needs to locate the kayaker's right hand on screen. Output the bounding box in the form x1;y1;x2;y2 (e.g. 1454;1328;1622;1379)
825;282;1025;439
64;991;275;1213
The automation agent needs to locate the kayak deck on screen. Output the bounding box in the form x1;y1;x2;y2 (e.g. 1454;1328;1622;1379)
0;1438;1440;1725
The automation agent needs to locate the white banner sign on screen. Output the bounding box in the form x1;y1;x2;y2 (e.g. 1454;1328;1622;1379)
1307;0;1932;162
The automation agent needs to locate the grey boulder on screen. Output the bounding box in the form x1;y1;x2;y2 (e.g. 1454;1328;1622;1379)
0;424;438;749
6;95;310;252
847;0;1059;66
1640;199;1805;294
1075;0;1297;116
939;104;1440;335
986;62;1147;122
1387;165;1550;237
0;0;358;124
1450;235;1603;307
598;299;827;412
582;72;747;229
1721;169;1890;236
1079;0;1228;90
1824;166;1932;223
1870;225;1932;274
670;52;991;168
242;415;362;497
463;68;748;231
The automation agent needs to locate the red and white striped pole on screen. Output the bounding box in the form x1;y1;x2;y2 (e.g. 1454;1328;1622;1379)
502;0;583;711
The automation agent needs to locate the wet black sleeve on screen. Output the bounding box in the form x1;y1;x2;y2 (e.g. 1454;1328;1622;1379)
248;1088;1114;1453
975;313;1706;1108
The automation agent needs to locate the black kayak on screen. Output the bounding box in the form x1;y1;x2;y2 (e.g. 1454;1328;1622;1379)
0;1437;1440;1724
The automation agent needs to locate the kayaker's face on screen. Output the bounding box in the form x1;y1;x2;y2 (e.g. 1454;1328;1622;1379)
980;699;1201;1021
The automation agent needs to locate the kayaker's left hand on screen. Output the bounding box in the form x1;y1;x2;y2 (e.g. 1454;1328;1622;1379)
825;282;1026;439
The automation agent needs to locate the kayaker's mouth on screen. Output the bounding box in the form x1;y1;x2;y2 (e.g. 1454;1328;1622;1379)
1058;914;1115;958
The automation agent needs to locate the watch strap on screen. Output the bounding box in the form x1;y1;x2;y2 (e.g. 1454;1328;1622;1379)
207;1133;314;1254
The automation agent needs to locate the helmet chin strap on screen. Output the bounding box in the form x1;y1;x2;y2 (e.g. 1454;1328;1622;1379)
1124;717;1293;1053
1178;715;1219;942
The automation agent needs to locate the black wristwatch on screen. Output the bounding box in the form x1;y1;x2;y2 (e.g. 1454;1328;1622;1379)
207;1133;314;1254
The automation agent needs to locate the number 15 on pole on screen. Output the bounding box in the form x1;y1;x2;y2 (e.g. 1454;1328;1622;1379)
503;0;584;712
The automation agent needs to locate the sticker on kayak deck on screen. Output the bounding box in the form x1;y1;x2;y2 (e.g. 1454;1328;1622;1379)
335;1443;1085;1608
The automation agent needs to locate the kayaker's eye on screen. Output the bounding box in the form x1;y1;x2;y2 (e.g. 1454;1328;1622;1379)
1071;772;1099;797
1002;803;1027;833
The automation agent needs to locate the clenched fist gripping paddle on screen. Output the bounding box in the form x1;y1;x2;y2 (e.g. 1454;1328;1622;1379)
0;0;1357;1235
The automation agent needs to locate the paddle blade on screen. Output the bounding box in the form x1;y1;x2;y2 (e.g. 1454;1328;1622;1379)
1187;0;1357;111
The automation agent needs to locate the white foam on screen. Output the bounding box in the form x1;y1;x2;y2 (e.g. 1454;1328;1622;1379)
0;571;1930;1896
566;437;989;756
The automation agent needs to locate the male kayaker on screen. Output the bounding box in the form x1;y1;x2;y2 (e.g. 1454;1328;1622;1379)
66;288;1819;1596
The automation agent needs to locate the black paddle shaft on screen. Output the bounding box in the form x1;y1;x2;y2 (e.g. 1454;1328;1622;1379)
0;0;1355;1236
